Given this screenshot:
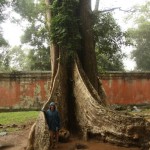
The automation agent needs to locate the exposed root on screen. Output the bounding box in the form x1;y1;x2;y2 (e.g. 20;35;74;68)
73;58;150;148
26;123;36;150
26;112;50;150
0;144;14;149
75;56;106;106
59;128;70;142
97;78;107;105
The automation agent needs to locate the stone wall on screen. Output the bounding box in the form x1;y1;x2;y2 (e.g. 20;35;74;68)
99;72;150;105
0;71;150;109
0;72;51;110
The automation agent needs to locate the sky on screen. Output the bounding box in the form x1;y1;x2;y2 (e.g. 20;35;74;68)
1;0;148;71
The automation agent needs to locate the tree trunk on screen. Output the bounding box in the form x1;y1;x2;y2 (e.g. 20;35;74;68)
26;0;150;150
44;0;69;127
79;0;107;104
95;0;100;11
79;0;98;90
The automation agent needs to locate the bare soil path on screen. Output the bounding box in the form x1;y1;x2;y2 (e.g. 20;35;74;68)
0;124;140;150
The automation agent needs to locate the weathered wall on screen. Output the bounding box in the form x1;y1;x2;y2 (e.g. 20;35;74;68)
0;72;51;109
99;72;150;105
0;72;150;109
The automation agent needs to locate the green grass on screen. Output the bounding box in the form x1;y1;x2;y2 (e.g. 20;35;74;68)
0;111;39;125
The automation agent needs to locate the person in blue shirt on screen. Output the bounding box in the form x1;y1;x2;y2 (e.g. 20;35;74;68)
45;102;60;148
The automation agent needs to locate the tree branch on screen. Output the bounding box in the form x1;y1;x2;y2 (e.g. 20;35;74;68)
97;7;135;13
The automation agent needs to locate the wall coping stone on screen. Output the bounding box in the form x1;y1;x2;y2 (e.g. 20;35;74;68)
0;71;150;79
99;71;150;79
0;71;51;80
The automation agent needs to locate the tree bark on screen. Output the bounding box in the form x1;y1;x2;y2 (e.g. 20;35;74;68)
79;0;107;104
26;0;150;149
79;0;98;91
45;0;59;84
44;0;68;127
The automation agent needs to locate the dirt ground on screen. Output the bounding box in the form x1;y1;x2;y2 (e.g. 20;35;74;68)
0;124;140;150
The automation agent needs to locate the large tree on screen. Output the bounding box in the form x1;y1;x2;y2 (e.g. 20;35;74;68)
26;0;150;150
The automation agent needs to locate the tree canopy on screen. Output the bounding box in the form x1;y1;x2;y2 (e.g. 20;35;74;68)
0;0;9;70
12;0;51;70
127;1;150;71
94;12;126;71
0;0;127;71
0;0;8;47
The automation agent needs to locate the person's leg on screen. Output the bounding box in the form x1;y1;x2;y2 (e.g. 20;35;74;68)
56;131;59;143
49;130;54;148
54;131;59;148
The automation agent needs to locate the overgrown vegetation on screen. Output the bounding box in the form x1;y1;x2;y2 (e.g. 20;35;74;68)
50;0;81;52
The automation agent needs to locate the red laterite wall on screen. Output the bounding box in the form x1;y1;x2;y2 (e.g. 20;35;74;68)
0;72;150;109
100;72;150;105
0;72;51;109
